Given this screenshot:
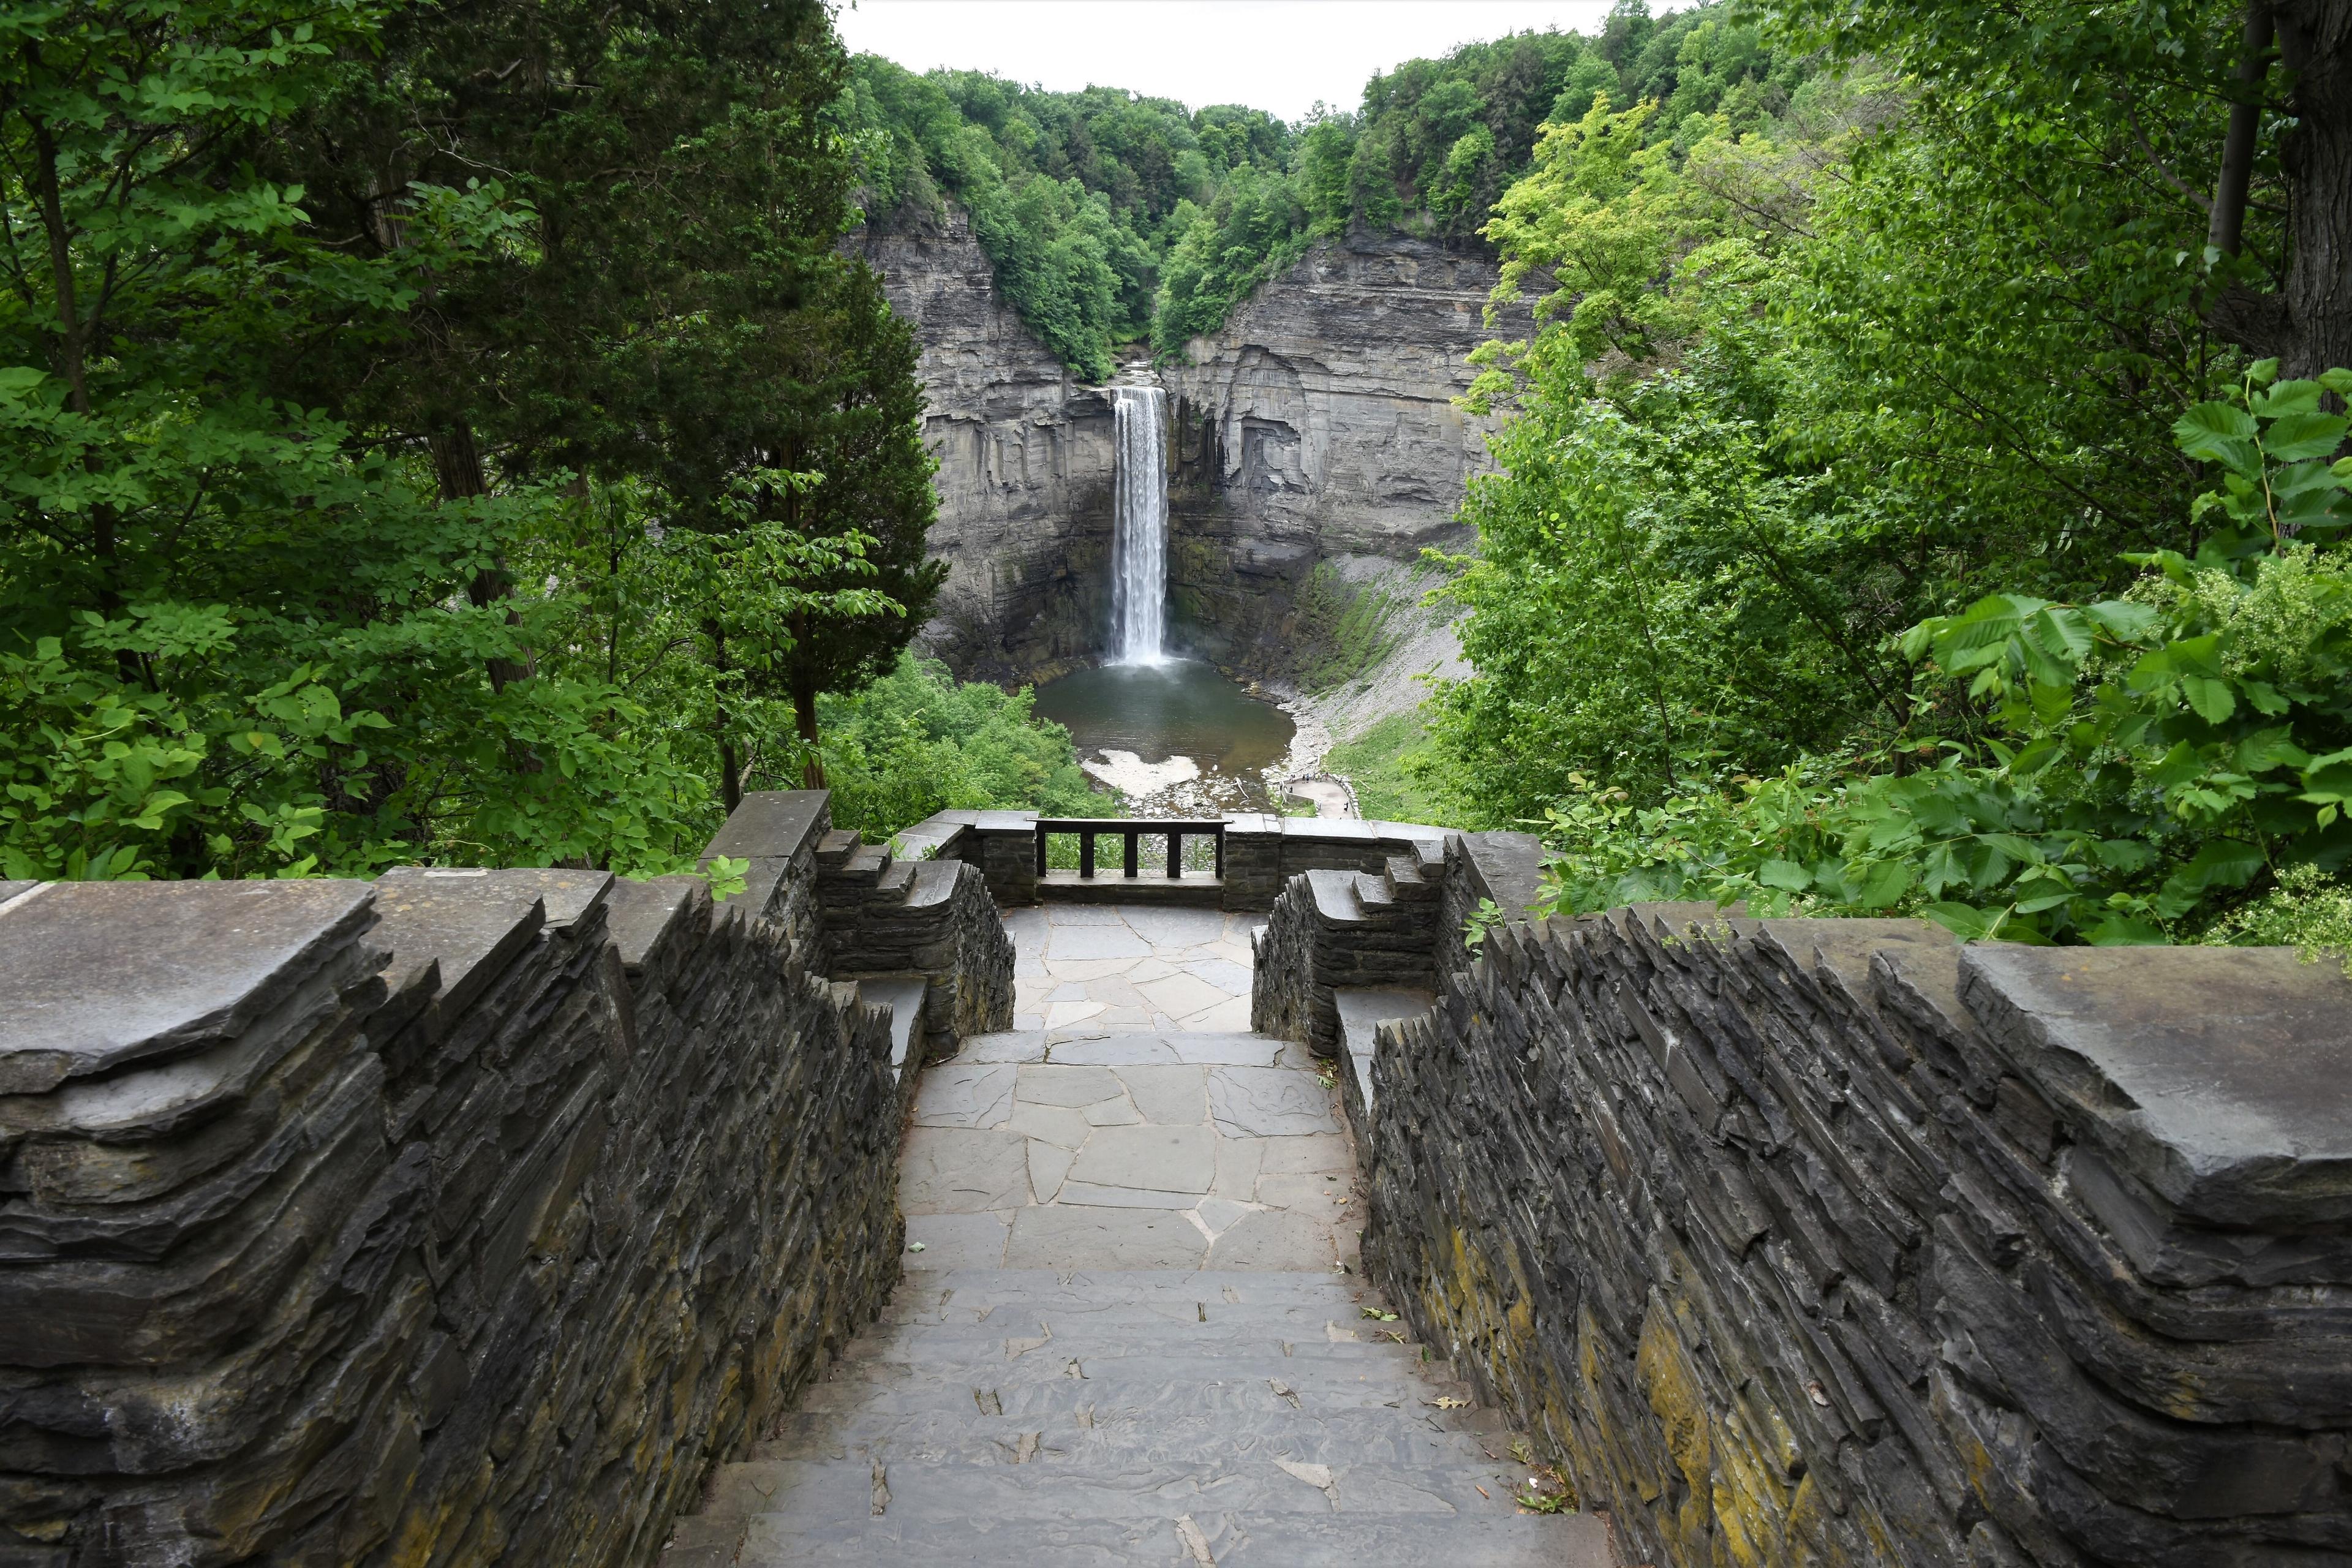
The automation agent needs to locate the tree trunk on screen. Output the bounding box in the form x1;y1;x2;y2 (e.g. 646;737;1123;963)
711;624;745;814
31;116;127;648
792;611;824;789
2277;0;2352;379
2207;2;2275;260
2211;0;2352;379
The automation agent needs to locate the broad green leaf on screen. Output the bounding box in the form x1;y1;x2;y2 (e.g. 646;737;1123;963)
1757;858;1811;891
1851;859;1912;910
2084;913;2168;946
2252;380;2323;417
2180;675;2235;723
2081;600;2159;641
2263;411;2349;462
1921;902;1999;941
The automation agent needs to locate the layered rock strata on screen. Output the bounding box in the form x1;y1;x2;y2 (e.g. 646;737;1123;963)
848;208;1115;679
0;791;989;1566
1361;895;2352;1567
852;211;1518;680
1163;237;1524;670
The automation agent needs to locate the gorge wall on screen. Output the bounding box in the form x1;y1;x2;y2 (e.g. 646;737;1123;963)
853;209;1522;680
850;208;1117;679
1161;237;1523;671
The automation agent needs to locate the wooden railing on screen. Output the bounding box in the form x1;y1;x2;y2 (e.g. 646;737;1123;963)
1035;819;1227;881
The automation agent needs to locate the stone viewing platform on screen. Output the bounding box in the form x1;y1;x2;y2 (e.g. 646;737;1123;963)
2;796;2346;1566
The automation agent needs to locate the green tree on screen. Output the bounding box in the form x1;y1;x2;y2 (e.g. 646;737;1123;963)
1297;116;1356;238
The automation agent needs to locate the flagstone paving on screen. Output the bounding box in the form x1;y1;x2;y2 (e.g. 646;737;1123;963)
1008;903;1259;1033
659;904;1611;1567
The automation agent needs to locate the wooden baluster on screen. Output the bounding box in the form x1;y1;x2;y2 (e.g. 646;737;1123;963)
1166;831;1182;878
1214;828;1225;880
1124;830;1139;878
1080;830;1096;880
1035;826;1047;878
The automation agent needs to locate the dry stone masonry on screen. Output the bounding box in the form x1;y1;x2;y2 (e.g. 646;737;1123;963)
7;795;2345;1567
0;793;1008;1567
1362;894;2352;1568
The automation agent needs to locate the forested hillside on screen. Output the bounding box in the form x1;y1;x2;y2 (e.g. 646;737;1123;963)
0;0;1076;880
839;1;1806;375
1414;0;2352;953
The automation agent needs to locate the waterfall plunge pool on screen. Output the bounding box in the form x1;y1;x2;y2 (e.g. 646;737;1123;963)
1031;660;1297;815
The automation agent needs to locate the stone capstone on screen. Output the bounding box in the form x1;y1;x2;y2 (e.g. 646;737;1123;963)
0;786;1016;1567
1360;901;2352;1568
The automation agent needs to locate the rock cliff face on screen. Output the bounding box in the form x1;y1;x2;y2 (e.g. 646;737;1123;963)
855;213;1518;680
850;208;1115;680
1163;236;1521;669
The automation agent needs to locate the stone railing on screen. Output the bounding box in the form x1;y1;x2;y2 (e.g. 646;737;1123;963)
0;790;995;1567
1357;886;2352;1567
891;808;1473;912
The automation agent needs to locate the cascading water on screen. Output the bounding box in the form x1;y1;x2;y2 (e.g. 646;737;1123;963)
1109;383;1169;664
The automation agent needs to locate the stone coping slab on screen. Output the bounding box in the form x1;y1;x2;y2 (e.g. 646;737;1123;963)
698;789;829;863
1962;944;2352;1224
0;880;377;1094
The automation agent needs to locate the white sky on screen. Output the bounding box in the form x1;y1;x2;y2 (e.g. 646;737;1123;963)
834;1;1636;123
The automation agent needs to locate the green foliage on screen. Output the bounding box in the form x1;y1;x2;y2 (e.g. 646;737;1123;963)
1321;710;1479;829
1530;374;2352;946
2202;865;2352;975
1;0;933;881
1429;0;2348;951
1291;566;1401;693
817;655;1105;840
844;3;1817;372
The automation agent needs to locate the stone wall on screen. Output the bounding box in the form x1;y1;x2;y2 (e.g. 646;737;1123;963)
812;826;1013;1052
1361;900;2352;1567
1248;842;1447;1057
0;794;940;1567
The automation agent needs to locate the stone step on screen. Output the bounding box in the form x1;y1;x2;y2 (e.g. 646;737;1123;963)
796;1366;1477;1419
1379;856;1441;903
873;858;916;897
951;1030;1302;1068
753;1405;1511;1466
816;828;861;863
1332;988;1433;1139
708;1507;1605;1566
886;1297;1400;1332
706;1453;1524;1528
1351;873;1396;911
1305;869;1366;925
840;1327;1430;1370
822;1347;1455;1392
853;974;929;1085
907;858;963;908
888;1268;1375;1312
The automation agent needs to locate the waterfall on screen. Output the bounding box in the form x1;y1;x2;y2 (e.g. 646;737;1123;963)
1110;384;1168;664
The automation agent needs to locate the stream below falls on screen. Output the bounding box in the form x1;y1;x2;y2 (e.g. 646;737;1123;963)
1030;660;1298;815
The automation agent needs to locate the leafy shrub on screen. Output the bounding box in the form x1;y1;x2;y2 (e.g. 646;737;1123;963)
818;655;1107;839
1536;366;2352;946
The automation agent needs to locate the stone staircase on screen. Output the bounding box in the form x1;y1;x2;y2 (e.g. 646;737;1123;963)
657;985;1612;1566
815;827;1014;1058
1250;842;1444;1061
